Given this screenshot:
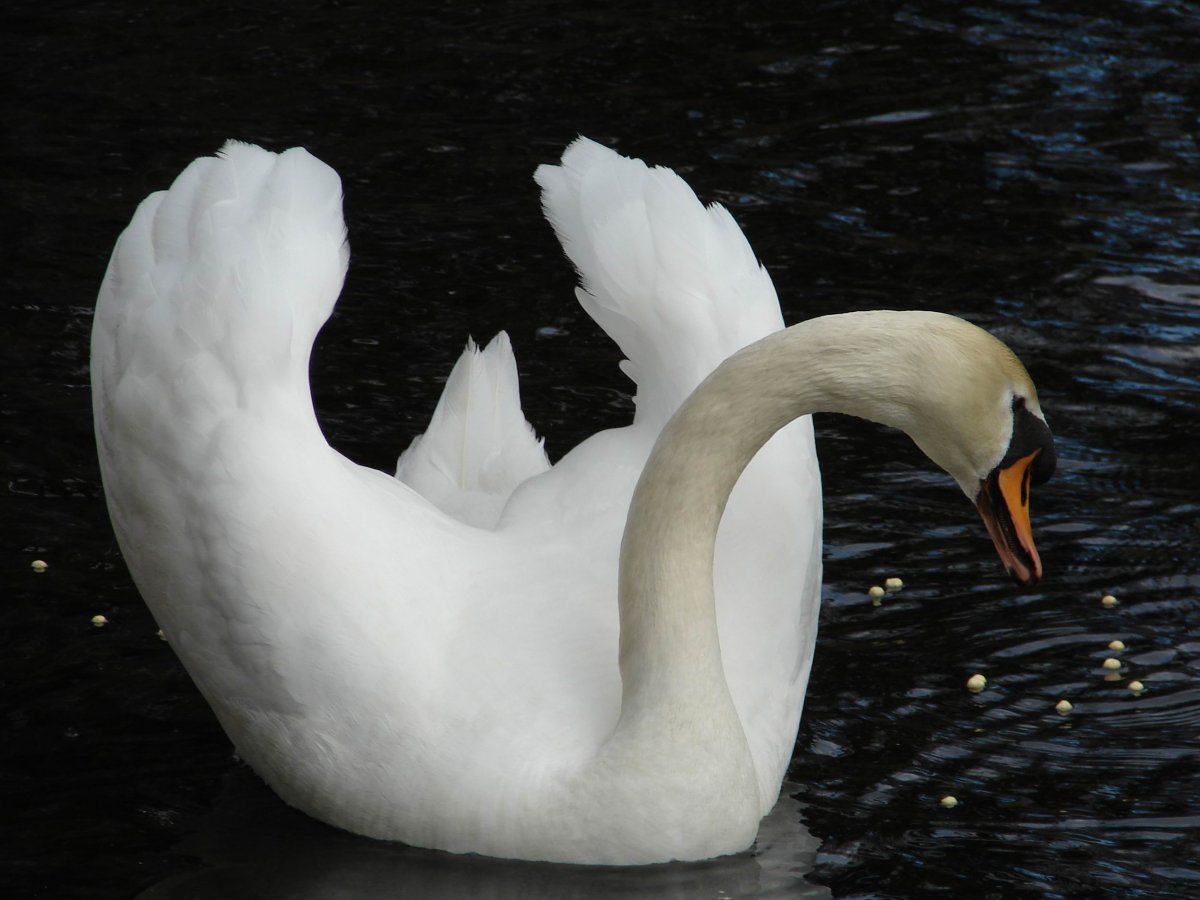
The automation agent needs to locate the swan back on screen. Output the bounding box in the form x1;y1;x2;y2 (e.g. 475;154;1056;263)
91;139;824;863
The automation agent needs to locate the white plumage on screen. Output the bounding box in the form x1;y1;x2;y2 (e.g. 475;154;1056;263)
93;138;819;862
395;333;550;528
93;137;1049;864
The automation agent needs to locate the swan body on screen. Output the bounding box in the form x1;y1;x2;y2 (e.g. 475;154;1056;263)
92;139;1053;864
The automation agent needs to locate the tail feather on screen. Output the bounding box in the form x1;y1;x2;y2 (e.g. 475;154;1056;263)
396;333;550;528
535;137;784;428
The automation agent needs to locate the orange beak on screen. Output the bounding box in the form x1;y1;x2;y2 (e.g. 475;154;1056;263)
975;449;1043;586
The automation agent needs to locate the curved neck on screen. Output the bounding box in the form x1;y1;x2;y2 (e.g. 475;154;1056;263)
567;311;984;857
615;312;925;719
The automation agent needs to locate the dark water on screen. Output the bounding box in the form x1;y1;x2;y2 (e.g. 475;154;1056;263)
4;2;1199;897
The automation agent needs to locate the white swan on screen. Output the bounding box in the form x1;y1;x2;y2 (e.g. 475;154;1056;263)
92;138;1054;865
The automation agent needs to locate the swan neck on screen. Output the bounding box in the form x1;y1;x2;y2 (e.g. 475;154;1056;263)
616;311;926;712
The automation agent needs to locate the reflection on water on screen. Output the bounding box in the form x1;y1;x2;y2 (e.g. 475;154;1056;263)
135;775;828;900
4;0;1199;897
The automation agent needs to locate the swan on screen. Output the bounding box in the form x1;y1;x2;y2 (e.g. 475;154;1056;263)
91;138;1055;865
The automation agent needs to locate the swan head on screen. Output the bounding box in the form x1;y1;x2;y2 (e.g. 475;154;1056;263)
968;393;1056;586
893;313;1056;586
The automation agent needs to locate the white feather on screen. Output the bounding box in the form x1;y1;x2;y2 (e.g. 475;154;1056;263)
534;137;784;427
395;333;550;528
92;138;820;863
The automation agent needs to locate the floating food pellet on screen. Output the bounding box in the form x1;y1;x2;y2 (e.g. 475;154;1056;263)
940;795;958;809
31;559;48;573
91;614;108;627
966;673;987;693
1055;699;1073;715
1102;657;1122;671
868;585;885;600
1102;594;1119;608
1128;680;1145;694
1108;639;1126;651
885;577;904;592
